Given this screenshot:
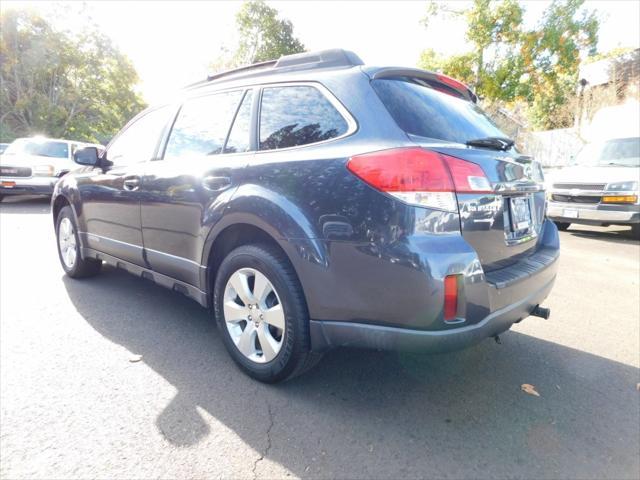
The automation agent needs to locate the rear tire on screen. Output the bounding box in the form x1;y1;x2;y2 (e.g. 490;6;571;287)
631;224;640;239
213;244;321;383
555;222;571;231
56;206;102;278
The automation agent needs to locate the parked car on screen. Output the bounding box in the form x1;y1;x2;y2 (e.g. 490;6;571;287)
547;136;640;237
0;143;9;155
52;49;558;382
0;137;103;201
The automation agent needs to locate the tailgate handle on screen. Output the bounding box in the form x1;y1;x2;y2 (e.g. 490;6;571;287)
203;176;231;191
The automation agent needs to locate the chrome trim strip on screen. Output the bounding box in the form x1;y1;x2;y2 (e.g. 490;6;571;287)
80;232;143;251
144;246;206;268
79;232;207;268
493;181;544;194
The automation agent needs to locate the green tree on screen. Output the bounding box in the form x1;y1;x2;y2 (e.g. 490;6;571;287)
520;0;599;128
0;9;146;143
234;0;305;65
419;0;599;129
419;0;523;98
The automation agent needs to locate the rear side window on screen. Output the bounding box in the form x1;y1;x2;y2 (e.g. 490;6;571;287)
259;85;348;150
372;78;506;144
224;90;253;154
165;90;243;159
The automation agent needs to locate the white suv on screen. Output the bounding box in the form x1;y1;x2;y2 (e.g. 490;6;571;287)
0;137;103;201
547;136;640;237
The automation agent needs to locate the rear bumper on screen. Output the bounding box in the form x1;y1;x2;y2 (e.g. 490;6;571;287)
310;269;556;353
308;219;560;353
0;176;57;195
548;201;640;225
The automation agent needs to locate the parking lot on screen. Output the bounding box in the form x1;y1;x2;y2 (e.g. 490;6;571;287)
0;195;638;479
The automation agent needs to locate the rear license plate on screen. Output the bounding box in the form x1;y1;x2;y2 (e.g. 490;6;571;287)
1;181;16;188
563;208;579;219
510;196;532;230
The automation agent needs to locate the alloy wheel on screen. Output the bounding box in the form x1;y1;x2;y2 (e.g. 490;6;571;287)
223;267;285;363
58;217;77;269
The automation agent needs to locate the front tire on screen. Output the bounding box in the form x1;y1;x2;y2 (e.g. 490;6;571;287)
56;206;102;278
213;244;320;383
631;224;640;239
555;222;571;231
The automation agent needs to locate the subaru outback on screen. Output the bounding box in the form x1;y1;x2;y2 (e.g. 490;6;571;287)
52;49;559;382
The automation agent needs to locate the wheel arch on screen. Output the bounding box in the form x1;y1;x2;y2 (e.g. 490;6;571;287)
52;194;72;226
201;214;328;313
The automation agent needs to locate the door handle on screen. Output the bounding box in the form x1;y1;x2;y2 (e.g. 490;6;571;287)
123;176;140;191
203;176;232;192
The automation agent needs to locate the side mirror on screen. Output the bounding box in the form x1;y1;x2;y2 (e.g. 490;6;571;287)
74;147;100;166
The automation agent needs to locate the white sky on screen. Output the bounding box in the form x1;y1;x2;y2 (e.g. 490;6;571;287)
4;0;640;104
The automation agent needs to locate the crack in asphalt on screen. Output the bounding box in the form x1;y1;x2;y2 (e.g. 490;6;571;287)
252;401;274;479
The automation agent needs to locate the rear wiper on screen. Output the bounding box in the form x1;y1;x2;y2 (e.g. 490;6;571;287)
466;136;515;151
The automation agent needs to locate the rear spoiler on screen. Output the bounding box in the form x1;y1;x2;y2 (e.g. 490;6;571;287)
366;67;478;103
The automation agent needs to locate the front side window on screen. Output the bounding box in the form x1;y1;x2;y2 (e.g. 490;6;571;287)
164;90;244;159
259;85;348;151
108;107;171;167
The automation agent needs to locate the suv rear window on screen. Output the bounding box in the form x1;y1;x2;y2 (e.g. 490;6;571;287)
372;78;506;144
259;86;348;150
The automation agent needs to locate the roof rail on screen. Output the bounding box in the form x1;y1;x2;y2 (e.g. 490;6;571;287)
206;59;278;82
187;49;364;89
274;48;364;70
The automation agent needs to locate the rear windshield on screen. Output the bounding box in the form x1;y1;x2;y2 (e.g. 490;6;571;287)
574;137;640;167
372;78;506;144
4;139;69;159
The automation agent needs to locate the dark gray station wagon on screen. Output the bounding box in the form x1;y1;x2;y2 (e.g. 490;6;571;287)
52;49;559;382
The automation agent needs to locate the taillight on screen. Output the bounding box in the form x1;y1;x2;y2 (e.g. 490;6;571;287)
444;274;459;321
347;147;492;212
446;156;493;194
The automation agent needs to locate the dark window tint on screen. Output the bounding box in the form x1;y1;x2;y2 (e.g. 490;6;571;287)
259;86;348;150
224;90;253;154
165;91;243;159
372;78;506;144
108;107;170;166
19;140;68;159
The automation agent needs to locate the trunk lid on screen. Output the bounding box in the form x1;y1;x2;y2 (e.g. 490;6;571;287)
369;75;547;271
413;139;546;272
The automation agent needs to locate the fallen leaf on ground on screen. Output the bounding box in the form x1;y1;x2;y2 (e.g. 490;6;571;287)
129;354;143;363
521;384;540;397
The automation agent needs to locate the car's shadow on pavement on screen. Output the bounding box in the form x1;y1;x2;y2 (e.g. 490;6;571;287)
0;196;51;214
63;266;639;479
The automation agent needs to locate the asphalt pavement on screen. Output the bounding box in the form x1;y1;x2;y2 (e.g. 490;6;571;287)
1;195;639;479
